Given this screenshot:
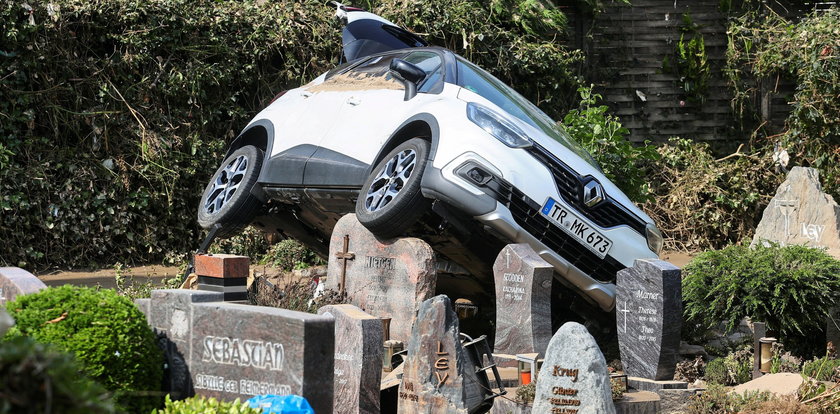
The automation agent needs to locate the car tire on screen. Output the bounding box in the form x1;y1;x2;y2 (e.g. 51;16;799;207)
356;137;431;238
197;145;264;238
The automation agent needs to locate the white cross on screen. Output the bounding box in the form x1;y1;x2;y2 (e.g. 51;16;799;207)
618;300;631;333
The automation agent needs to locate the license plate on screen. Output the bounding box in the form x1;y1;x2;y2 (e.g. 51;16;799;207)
540;198;612;259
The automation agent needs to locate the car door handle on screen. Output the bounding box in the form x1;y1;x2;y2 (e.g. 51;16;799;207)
346;96;361;106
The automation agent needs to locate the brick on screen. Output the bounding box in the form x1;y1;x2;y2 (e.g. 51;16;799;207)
194;254;249;279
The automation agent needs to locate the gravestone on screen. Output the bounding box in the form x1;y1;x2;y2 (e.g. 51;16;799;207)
533;322;615;414
493;244;553;356
397;295;482;414
0;267;47;305
137;289;335;412
325;214;436;341
318;304;383;414
616;259;682;381
752;166;840;259
194;254;249;301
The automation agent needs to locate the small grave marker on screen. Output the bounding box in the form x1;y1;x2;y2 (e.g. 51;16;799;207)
616;259;682;380
492;244;553;356
325;214;436;341
194;254;249;301
318;304;383;414
533;322;615;414
0;267;47;305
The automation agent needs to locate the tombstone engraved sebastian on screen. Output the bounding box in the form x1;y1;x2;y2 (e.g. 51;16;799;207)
397;295;481;414
493;244;553;356
533;322;615;414
616;259;682;380
318;304;383;414
325;214;436;341
752;166;840;259
0;267;47;305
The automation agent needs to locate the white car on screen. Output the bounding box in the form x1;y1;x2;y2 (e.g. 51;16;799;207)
197;5;662;312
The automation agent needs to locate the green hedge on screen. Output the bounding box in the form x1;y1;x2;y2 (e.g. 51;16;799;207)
4;285;164;412
0;0;580;268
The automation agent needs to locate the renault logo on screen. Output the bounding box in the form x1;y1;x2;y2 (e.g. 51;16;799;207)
582;180;604;207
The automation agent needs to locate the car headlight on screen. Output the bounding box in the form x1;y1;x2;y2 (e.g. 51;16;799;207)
466;102;532;148
645;223;664;255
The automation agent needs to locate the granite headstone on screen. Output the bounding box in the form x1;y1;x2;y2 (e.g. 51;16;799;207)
397;295;482;414
325;214;436;341
0;267;47;305
752;166;840;258
318;304;383;414
492;244;553;356
616;259;682;381
533;322;615;414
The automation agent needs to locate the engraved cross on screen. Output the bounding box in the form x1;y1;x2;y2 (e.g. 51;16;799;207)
335;234;355;295
619;300;631;333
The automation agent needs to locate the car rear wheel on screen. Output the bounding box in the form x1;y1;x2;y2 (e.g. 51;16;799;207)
197;145;264;238
356;137;431;238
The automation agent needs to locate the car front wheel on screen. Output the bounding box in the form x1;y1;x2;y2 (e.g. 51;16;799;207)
356;137;431;238
197;145;264;238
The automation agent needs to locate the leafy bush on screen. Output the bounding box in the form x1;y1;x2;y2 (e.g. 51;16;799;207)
0;336;114;414
683;244;840;358
515;382;535;403
562;85;659;202
705;358;729;385
662;13;710;104
686;383;772;414
259;239;323;271
4;286;164;412
769;342;802;374
802;357;840;382
726;8;840;200
154;395;260;414
642;138;780;251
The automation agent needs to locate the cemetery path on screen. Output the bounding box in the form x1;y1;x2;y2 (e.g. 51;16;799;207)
660;251;694;268
36;265;181;289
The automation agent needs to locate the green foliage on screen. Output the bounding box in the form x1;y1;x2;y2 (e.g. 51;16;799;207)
259;239;323;271
208;227;272;260
802;356;840;382
515;382;536;403
0;336;114;414
704;358;729;385
642;138;780;251
725;8;840;200
154;395;260;414
4;285;164;412
562;85;659;202
663;13;710;103
683;243;840;358
686;383;774;414
114;262;182;300
769;342;802;374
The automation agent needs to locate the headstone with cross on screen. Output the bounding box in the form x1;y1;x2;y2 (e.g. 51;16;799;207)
616;259;682;380
324;214;437;341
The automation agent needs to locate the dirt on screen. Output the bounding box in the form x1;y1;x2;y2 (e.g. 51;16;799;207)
660;250;695;268
36;265;182;289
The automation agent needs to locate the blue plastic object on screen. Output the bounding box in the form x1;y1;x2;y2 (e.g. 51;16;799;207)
246;395;315;414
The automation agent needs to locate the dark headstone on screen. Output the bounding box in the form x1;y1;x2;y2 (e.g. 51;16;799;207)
194;254;249;301
492;244;553;356
0;267;47;305
616;259;682;381
318;304;383;414
533;322;615;414
752;166;840;259
397;295;481;414
325;214;436;342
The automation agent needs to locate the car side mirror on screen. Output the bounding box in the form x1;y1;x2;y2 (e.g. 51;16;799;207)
389;58;426;101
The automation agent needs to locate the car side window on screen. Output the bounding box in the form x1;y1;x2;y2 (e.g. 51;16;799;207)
313;53;406;92
403;51;444;93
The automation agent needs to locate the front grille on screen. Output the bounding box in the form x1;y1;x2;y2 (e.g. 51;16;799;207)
496;181;626;282
525;143;647;235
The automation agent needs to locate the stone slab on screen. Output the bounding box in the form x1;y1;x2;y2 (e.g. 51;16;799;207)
0;267;47;306
627;377;688;392
318;304;383;414
194;254;249;279
752;166;840;259
492;244;553;356
616;259;682;381
189;302;334;412
325;214;436;342
731;373;803;397
397;295;482;414
534;322;616;414
613;390;660;414
658;388;700;414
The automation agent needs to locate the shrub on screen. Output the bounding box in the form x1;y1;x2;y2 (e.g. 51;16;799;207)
562;85;659;202
724;348;754;386
259;239;323;271
769;342;802;374
515;382;535;403
683;243;840;357
4;286;164;412
802;357;840;382
0;336;114;414
705;358;729;385
154;395;260;414
642;138;780;251
686;383;772;414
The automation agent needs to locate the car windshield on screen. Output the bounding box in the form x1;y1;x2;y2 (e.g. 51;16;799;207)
454;56;599;168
